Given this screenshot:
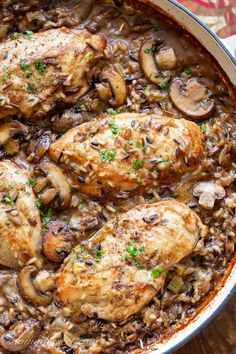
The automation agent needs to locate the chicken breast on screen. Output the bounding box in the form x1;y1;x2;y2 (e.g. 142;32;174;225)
56;200;207;321
0;160;41;268
49;113;204;198
0;27;106;120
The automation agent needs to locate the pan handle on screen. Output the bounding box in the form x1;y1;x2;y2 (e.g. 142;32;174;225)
221;35;236;58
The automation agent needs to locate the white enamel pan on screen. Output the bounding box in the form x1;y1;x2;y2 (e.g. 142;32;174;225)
127;0;236;353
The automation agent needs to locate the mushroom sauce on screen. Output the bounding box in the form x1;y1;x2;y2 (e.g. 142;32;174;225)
0;0;235;353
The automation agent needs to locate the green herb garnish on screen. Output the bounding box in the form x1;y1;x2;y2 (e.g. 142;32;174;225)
2;195;14;205
144;44;156;54
35;199;42;208
132;159;144;170
153;157;173;165
40;207;52;224
95;249;104;261
12;32;18;40
28;178;36;187
100;149;116;162
171;191;181;198
150;267;163;278
107;108;120;115
158;82;169;90
183;66;192;74
200;123;207;133
74;103;86;112
24;31;33;39
108;120;120;135
135;141;146;151
2;73;11;81
26;82;37;93
34;59;47;72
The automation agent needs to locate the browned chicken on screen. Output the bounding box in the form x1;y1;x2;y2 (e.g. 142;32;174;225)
56;200;208;321
0;160;41;268
0;27;106;120
49;113;204;198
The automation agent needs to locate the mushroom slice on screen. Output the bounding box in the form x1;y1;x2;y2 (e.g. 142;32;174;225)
0;121;28;146
193;182;225;210
139;38;171;85
0;319;40;352
17;265;53;306
156;47;177;70
96;67;127;107
169;77;214;119
42;221;73;263
38;162;71;209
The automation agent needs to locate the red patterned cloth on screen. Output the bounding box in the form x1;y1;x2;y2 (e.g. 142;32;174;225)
176;0;236;38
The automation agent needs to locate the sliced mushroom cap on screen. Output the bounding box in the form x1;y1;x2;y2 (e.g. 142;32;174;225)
169;77;214;119
17;265;53;307
0;319;40;352
139;38;173;85
42;221;73;263
193;182;225;209
96;67;127;107
38;162;71;209
0;121;28;146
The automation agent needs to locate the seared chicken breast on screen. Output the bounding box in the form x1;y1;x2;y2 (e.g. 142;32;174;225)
0;160;41;268
0;28;106;120
56;200;207;321
49;113;204;198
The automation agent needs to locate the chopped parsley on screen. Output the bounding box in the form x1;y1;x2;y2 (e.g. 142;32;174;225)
132;159;144;170
79;203;85;209
170;281;177;289
183;66;192;74
128;139;134;145
71;255;78;263
74;103;86;112
2;194;14;205
127;242;145;258
135;141;146;151
108;120;119;135
41;207;52;224
201;123;207;133
107;108;120;115
144;44;156;54
95;249;104;261
158;82;169;90
34;59;47;72
153;157;173;164
5;221;11;226
28;178;36;187
79;335;87;340
134;260;144;269
100;149;116;162
2;73;11;81
12;32;18;40
80;247;86;253
26;83;37;93
150;267;163;278
56;247;63;254
35;199;42;208
125;242;145;268
24;31;33;39
20;60;30;71
26;71;32;78
171;191;181;198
